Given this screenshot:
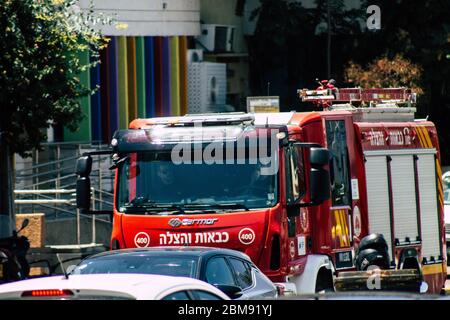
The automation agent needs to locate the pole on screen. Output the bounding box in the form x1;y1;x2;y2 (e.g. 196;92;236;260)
0;129;14;237
92;187;96;244
76;208;81;245
326;0;331;79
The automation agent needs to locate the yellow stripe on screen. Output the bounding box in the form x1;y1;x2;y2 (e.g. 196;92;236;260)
336;210;349;247
421;126;433;148
415;127;426;148
417;127;427;147
437;161;442;177
422;263;444;275
341;210;350;246
436;159;443;206
334;211;344;247
338;210;345;247
436;161;443;206
416;127;427;148
419;126;431;148
339;210;348;247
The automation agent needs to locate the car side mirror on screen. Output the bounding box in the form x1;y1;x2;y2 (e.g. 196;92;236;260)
214;284;243;299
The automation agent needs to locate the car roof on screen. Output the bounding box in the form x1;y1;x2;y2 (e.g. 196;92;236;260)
0;274;230;300
85;246;251;261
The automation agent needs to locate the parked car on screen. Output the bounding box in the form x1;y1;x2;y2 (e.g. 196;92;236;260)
443;171;450;247
0;273;230;300
69;247;278;299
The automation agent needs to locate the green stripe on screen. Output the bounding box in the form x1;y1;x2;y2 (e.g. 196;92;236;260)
170;37;180;116
117;36;129;129
127;37;137;123
64;49;91;141
178;36;188;115
135;37;146;119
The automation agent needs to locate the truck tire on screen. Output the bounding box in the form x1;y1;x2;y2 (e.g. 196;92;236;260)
355;248;390;271
358;233;389;254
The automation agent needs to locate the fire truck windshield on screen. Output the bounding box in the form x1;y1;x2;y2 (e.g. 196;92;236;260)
116;151;279;213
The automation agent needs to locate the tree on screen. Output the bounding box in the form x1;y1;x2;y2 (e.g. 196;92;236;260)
355;0;450;164
0;0;108;236
247;0;364;109
344;54;423;94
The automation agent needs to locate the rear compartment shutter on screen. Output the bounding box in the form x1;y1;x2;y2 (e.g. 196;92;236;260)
390;155;419;244
364;155;394;260
417;153;441;261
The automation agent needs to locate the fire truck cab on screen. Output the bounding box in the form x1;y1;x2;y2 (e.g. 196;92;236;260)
76;87;446;294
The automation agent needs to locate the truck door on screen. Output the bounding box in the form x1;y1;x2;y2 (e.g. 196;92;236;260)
284;144;308;260
325;119;353;268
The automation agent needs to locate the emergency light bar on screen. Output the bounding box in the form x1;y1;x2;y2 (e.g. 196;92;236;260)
299;89;335;102
140;113;254;127
298;87;416;106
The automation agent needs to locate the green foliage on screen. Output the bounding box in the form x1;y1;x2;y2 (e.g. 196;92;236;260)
0;0;110;157
344;54;423;94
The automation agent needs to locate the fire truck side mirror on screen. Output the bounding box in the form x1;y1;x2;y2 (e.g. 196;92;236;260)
76;156;92;212
310;148;331;204
76;156;92;177
76;177;91;212
310;148;329;167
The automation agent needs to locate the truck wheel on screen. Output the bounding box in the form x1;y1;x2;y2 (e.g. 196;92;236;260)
355;248;390;271
315;268;334;293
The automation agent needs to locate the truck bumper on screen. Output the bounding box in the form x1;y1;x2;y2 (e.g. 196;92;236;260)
334;269;422;292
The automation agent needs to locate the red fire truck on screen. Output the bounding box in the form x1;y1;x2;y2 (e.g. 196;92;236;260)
76;87;446;294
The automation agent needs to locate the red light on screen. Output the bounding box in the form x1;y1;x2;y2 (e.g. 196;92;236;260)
22;289;74;297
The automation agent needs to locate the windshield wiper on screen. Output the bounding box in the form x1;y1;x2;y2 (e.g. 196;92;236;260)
121;203;186;214
121;202;220;215
183;203;249;211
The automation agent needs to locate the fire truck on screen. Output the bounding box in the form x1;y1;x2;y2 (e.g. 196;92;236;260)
75;87;446;294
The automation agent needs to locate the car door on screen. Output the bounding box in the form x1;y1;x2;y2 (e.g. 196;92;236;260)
161;289;225;300
203;256;248;299
204;256;236;287
227;257;277;299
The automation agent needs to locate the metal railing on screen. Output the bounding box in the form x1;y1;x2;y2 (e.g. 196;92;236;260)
14;141;115;244
14;188;113;244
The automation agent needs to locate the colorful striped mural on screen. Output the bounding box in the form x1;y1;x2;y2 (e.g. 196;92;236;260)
64;36;189;143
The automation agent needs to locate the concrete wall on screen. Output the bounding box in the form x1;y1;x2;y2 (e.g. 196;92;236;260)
79;0;201;36
45;217;112;247
15;214;111;247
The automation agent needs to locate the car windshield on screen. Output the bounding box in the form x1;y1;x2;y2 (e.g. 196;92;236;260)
70;254;199;278
116;150;279;212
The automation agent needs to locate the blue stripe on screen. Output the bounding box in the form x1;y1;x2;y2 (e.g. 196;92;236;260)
108;37;119;136
90;58;102;142
144;37;155;118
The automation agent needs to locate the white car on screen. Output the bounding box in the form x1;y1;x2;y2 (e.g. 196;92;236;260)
445;189;450;242
442;171;450;242
0;274;230;300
